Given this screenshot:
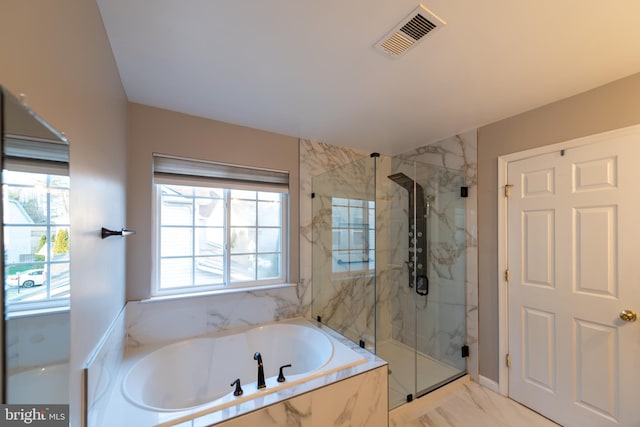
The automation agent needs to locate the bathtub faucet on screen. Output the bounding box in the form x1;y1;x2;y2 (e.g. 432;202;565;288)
253;352;266;389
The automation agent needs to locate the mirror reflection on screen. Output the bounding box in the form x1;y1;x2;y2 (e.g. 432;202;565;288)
1;87;70;404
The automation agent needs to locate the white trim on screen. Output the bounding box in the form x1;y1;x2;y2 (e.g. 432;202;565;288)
499;123;640;165
152;184;288;297
479;375;500;394
5;304;69;319
138;282;297;304
496;123;640;398
497;154;509;397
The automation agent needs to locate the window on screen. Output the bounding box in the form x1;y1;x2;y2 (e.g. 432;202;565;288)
3;166;70;313
331;197;375;274
153;154;288;296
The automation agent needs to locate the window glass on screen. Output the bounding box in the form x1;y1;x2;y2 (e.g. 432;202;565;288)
331;197;375;274
155;183;286;295
3;170;70;310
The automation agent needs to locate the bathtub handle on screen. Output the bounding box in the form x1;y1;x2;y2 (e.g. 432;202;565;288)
277;364;292;383
230;378;243;396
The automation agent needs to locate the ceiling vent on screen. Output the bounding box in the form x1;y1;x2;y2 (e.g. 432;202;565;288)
375;5;446;57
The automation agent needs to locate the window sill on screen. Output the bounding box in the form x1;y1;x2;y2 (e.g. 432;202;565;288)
6;304;70;320
140;282;298;304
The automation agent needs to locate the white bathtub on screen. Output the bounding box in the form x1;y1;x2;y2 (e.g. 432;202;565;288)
122;319;366;416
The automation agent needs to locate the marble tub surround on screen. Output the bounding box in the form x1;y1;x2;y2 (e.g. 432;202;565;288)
84;305;127;427
7;362;69;404
100;318;387;427
187;363;388;427
126;286;303;347
85;292;302;425
6;310;70;374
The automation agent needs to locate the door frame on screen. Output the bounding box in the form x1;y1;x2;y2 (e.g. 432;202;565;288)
496;123;640;397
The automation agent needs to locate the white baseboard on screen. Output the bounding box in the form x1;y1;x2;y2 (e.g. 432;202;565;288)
478;375;501;394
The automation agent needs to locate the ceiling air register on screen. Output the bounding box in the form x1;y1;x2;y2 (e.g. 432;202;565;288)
375;4;446;57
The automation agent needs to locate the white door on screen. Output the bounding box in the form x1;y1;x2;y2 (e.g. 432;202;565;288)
507;132;640;427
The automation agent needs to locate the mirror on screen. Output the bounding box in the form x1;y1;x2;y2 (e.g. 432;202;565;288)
1;87;70;405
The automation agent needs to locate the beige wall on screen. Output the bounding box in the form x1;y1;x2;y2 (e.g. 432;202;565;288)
477;72;640;382
126;103;300;300
1;0;128;424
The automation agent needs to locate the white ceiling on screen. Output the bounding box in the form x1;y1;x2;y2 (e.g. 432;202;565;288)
97;0;640;155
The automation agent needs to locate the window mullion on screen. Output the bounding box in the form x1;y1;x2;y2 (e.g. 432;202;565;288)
254;193;259;280
191;188;196;288
225;189;231;286
46;175;52;300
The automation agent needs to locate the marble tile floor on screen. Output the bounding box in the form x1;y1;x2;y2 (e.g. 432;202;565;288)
389;376;560;427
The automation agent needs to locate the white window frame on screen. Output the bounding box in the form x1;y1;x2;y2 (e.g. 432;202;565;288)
151;154;289;297
3;137;71;315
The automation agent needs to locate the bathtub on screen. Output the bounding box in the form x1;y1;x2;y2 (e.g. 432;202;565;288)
119;319;367;423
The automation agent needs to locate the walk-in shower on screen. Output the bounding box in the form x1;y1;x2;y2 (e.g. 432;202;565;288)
312;154;468;409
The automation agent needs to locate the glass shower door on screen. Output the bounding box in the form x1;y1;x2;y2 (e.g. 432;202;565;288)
376;157;467;408
375;156;419;408
413;160;467;398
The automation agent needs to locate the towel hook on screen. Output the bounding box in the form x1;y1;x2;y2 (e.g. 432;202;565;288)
101;227;136;239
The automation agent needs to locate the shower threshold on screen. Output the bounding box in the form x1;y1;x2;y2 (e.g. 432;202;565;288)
377;339;466;409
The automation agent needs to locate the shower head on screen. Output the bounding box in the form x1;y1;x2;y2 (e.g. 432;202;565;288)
387;172;415;192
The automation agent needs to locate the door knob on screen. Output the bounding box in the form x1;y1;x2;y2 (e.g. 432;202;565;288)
619;309;637;322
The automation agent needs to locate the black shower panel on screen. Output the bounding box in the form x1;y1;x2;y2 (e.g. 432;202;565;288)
387;172;429;295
